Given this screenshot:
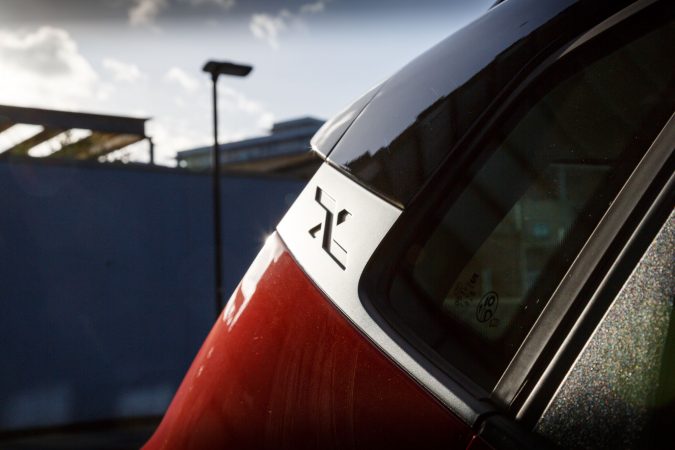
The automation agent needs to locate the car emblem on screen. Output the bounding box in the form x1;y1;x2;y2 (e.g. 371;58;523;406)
308;187;351;269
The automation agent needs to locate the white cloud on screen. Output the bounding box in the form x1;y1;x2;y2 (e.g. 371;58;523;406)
0;26;96;79
250;1;329;48
164;67;200;93
129;0;168;26
219;86;275;129
0;24;279;168
249;11;291;49
103;58;145;82
156;68;275;164
129;0;236;26
186;0;235;8
257;112;275;130
0;26;111;109
153;81;275;163
300;1;328;14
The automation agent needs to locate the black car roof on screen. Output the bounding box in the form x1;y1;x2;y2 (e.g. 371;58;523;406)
316;0;641;206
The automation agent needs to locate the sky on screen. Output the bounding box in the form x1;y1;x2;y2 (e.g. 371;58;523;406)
0;0;494;165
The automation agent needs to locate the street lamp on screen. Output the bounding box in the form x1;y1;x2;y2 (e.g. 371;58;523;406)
202;60;253;316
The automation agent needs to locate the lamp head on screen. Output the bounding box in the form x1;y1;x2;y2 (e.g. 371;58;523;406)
202;61;253;79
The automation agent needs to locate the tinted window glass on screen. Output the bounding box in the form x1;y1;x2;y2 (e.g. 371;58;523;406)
380;11;674;390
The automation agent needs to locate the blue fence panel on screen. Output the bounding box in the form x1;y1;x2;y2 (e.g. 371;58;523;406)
0;160;303;430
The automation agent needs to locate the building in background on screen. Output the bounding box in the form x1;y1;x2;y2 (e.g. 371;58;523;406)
177;116;324;179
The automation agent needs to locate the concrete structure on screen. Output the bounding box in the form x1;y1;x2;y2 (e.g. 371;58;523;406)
177;117;324;179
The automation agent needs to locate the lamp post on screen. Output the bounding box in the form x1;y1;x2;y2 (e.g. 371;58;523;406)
202;60;253;316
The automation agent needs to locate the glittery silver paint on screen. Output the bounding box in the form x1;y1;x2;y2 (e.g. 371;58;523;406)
536;209;675;449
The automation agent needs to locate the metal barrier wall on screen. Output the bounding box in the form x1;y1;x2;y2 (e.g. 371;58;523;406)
0;160;303;431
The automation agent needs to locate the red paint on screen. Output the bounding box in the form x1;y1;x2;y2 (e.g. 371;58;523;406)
144;233;472;450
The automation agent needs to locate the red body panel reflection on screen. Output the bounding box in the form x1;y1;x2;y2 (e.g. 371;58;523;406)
144;233;471;450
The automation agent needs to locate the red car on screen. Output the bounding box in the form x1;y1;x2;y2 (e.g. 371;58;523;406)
145;0;674;448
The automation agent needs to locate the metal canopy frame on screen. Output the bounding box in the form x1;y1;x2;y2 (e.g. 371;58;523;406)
0;104;151;162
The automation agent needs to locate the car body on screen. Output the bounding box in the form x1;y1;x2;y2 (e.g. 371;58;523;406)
144;0;674;448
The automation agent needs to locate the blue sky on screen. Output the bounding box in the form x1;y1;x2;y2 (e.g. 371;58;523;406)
0;0;493;165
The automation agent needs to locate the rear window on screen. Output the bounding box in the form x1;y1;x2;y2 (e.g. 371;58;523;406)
374;8;674;391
